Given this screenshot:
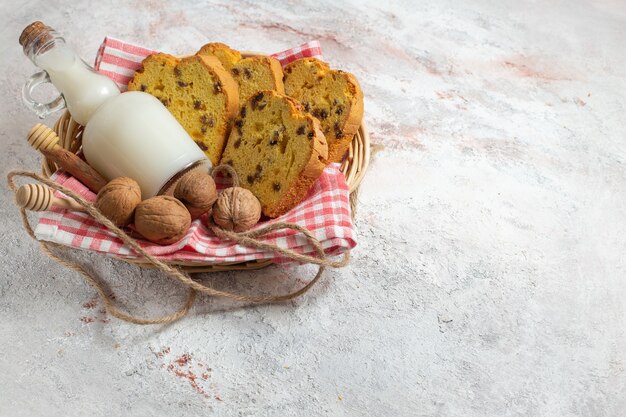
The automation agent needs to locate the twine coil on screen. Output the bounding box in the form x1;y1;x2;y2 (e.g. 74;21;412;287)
7;167;349;325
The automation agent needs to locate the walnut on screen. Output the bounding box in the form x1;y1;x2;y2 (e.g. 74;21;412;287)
95;177;142;227
134;196;191;245
173;170;217;220
211;187;261;232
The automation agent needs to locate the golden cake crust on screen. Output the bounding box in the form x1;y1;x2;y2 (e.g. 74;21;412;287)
283;57;363;163
196;43;285;104
196;43;242;71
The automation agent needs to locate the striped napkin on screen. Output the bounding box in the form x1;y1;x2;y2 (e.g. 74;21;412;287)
33;38;355;264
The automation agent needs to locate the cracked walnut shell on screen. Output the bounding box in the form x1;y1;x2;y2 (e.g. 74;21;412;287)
134;195;191;245
212;187;261;232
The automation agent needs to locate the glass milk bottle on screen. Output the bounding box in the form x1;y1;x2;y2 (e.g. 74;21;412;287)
20;22;210;198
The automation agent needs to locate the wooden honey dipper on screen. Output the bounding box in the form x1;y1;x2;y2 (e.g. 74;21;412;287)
27;123;107;193
15;183;86;212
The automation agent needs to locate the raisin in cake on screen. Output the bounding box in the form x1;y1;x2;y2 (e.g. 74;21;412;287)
220;90;328;218
197;43;285;105
283;58;363;163
128;53;238;165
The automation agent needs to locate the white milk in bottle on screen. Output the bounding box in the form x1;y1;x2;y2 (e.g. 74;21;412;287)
33;43;120;126
20;22;210;198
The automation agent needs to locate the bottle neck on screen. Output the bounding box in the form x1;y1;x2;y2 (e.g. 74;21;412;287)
30;38;78;73
20;22;121;125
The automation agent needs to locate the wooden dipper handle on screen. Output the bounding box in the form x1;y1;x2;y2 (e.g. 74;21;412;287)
15;183;86;212
27;124;108;193
41;148;108;193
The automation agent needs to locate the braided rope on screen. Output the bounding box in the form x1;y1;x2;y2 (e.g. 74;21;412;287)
7;169;350;325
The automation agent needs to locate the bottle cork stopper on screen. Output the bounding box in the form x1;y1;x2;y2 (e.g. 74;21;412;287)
27;123;60;152
19;21;54;52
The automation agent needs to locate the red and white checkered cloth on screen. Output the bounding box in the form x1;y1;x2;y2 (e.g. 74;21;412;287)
33;38;355;265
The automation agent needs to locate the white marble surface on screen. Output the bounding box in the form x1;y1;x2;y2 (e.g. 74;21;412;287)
1;0;625;416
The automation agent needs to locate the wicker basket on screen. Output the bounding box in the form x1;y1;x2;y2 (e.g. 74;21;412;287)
45;109;369;272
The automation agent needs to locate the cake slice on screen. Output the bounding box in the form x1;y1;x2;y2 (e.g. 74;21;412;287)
195;42;242;71
283;58;363;163
220;90;328;218
197;43;285;105
128;53;239;165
